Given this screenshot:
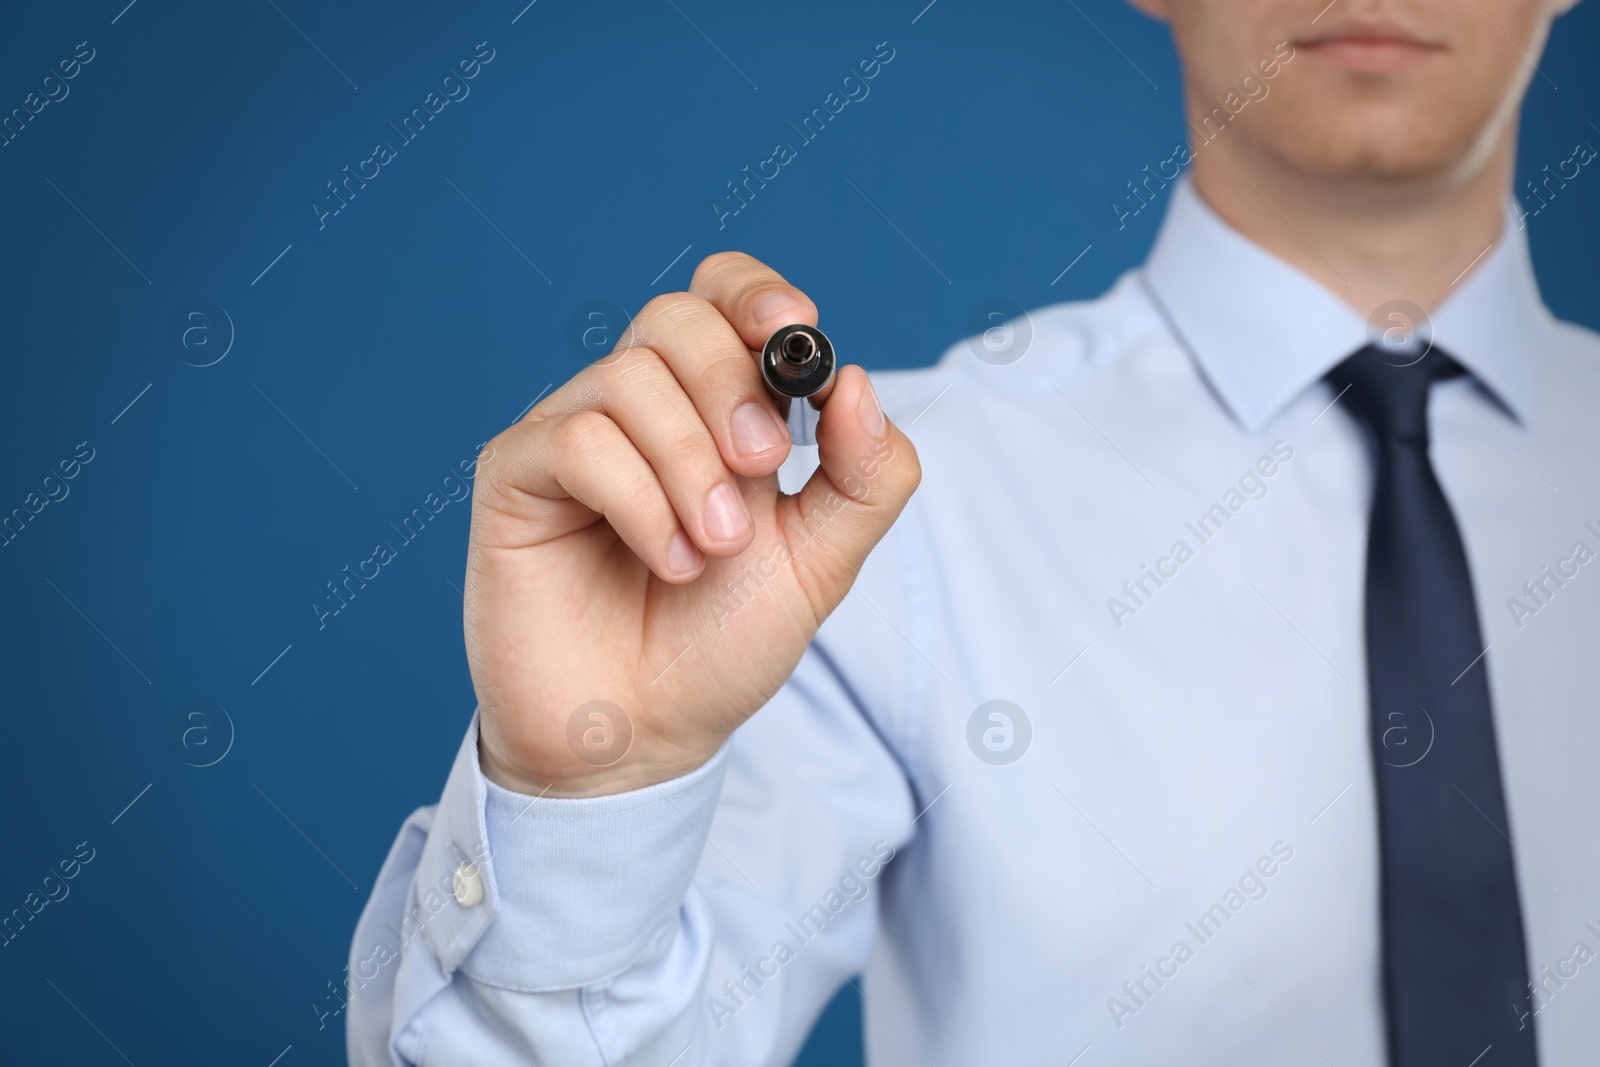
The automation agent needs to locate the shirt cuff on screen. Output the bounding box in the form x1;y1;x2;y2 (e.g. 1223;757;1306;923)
421;711;731;992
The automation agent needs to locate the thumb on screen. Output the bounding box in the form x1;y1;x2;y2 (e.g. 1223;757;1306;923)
779;365;922;610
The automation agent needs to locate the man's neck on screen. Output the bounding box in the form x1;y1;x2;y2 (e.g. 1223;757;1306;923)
1189;134;1515;319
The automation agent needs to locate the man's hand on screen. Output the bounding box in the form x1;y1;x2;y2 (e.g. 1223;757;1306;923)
464;252;921;797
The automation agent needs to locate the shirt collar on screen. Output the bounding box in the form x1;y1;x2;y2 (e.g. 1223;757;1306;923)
1141;175;1555;431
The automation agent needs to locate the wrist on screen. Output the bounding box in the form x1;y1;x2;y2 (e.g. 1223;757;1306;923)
476;730;719;799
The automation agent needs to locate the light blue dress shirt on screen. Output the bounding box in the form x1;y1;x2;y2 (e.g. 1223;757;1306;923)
347;177;1600;1065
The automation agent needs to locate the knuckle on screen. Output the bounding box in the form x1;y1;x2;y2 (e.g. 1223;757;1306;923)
700;361;765;402
602;324;649;362
902;444;924;492
623;469;667;516
482;427;514;464
555;410;615;465
690;251;804;320
593;344;663;394
636;290;710;331
691;250;756;290
474;432;516;503
668;426;716;469
473;444;512;508
845;438;919;504
881;438;923;498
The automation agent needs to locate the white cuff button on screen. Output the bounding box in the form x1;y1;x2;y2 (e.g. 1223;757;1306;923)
452;861;483;907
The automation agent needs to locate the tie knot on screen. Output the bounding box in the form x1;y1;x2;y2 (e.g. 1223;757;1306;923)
1326;343;1463;446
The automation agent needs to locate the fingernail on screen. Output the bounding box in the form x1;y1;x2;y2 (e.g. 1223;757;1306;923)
753;291;803;327
703;482;751;543
857;376;887;438
730;401;787;457
666;530;701;577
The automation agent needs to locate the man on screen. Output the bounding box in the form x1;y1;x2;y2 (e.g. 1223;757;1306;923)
349;0;1600;1061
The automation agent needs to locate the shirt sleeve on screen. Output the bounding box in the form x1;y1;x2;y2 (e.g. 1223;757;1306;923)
345;500;927;1066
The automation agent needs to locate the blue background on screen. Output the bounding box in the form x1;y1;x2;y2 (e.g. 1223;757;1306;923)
0;1;1594;1064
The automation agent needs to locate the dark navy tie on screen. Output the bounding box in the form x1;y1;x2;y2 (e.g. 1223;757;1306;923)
1328;344;1536;1065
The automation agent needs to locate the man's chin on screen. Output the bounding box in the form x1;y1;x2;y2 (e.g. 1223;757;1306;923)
1257;112;1473;184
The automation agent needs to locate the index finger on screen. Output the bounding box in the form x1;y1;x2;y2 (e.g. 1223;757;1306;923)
689;251;820;352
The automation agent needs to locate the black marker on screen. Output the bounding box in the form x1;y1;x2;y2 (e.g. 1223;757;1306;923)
760;324;836;447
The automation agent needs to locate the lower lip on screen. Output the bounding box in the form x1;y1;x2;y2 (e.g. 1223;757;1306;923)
1299;38;1441;73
